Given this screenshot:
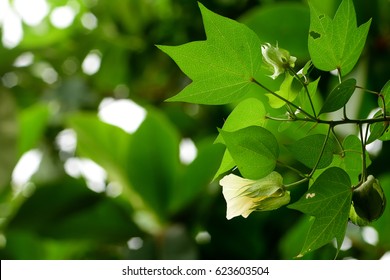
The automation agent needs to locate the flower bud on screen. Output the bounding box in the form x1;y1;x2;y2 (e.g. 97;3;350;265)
219;172;290;220
261;43;297;79
349;175;386;226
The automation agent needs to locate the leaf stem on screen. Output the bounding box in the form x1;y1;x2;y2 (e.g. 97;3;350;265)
252;78;316;121
288;67;317;118
359;123;368;183
308;125;332;178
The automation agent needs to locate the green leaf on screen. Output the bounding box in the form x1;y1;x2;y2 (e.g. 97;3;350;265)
127;110;180;218
288;167;352;257
169;140;224;214
367;110;390;144
157;3;262;104
215;98;267;144
333;135;371;186
308;0;371;76
267;73;300;108
319;78;356;115
18;104;50;156
0;91;18;191
219;126;279;180
67;113;131;182
378;79;390;114
298;77;322;115
287;134;337;169
213;150;235;180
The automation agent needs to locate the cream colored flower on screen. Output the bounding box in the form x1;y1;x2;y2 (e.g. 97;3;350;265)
261;43;296;79
219;172;290;220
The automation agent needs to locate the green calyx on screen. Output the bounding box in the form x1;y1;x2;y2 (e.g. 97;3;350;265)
349;175;386;226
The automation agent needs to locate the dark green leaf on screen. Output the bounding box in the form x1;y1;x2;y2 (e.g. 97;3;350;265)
219;126;279;180
169;139;224;214
308;0;371;76
287;134;337;169
67;113;131;183
319;78;356;115
0;91;18;191
18;104;49;156
127;110;180;218
288;167;352;257
157;3;262;104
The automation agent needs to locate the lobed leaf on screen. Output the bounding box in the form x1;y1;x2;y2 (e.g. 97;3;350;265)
288;167;352;257
157;3;262;104
308;0;371;76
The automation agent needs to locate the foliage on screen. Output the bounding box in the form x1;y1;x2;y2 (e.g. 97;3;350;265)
1;0;390;260
159;0;390;257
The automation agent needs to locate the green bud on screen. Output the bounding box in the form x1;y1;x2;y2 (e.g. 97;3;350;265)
349;175;386;226
219;172;290;220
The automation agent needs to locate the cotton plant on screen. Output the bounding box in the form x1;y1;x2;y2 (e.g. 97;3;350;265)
158;0;388;257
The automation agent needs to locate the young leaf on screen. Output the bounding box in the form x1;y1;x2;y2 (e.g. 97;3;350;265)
378;79;390;114
308;0;371;76
215;98;267;144
266;73;300;108
219;126;279;180
319;78;356;115
287;134;337;169
157;3;262;104
288;167;352;257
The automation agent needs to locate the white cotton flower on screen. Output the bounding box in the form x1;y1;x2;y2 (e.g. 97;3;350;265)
219;172;290;220
261;43;296;79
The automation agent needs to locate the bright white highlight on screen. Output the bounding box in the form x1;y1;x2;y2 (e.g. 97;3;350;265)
180;138;197;164
13;0;49;26
13;52;34;67
82;50;101;75
98;98;146;133
50;6;76;29
127;237;143;250
56;129;77;154
362;226;379;246
0;0;23;48
81;12;98;30
12;149;43;188
64;157;107;193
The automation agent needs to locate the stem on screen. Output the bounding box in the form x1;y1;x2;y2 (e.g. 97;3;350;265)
359;123;368;183
252;78;316;121
337;68;342;84
277;160;307;179
308;125;332;178
284;177;310;189
288;67;317;118
331;126;344;156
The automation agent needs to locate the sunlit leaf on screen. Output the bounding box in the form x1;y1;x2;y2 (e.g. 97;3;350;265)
308;0;371;76
219;126;279;180
267;73;300;108
289;167;352;257
157;3;262;104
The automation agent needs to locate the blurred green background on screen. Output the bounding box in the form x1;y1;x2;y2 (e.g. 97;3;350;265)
0;0;389;259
